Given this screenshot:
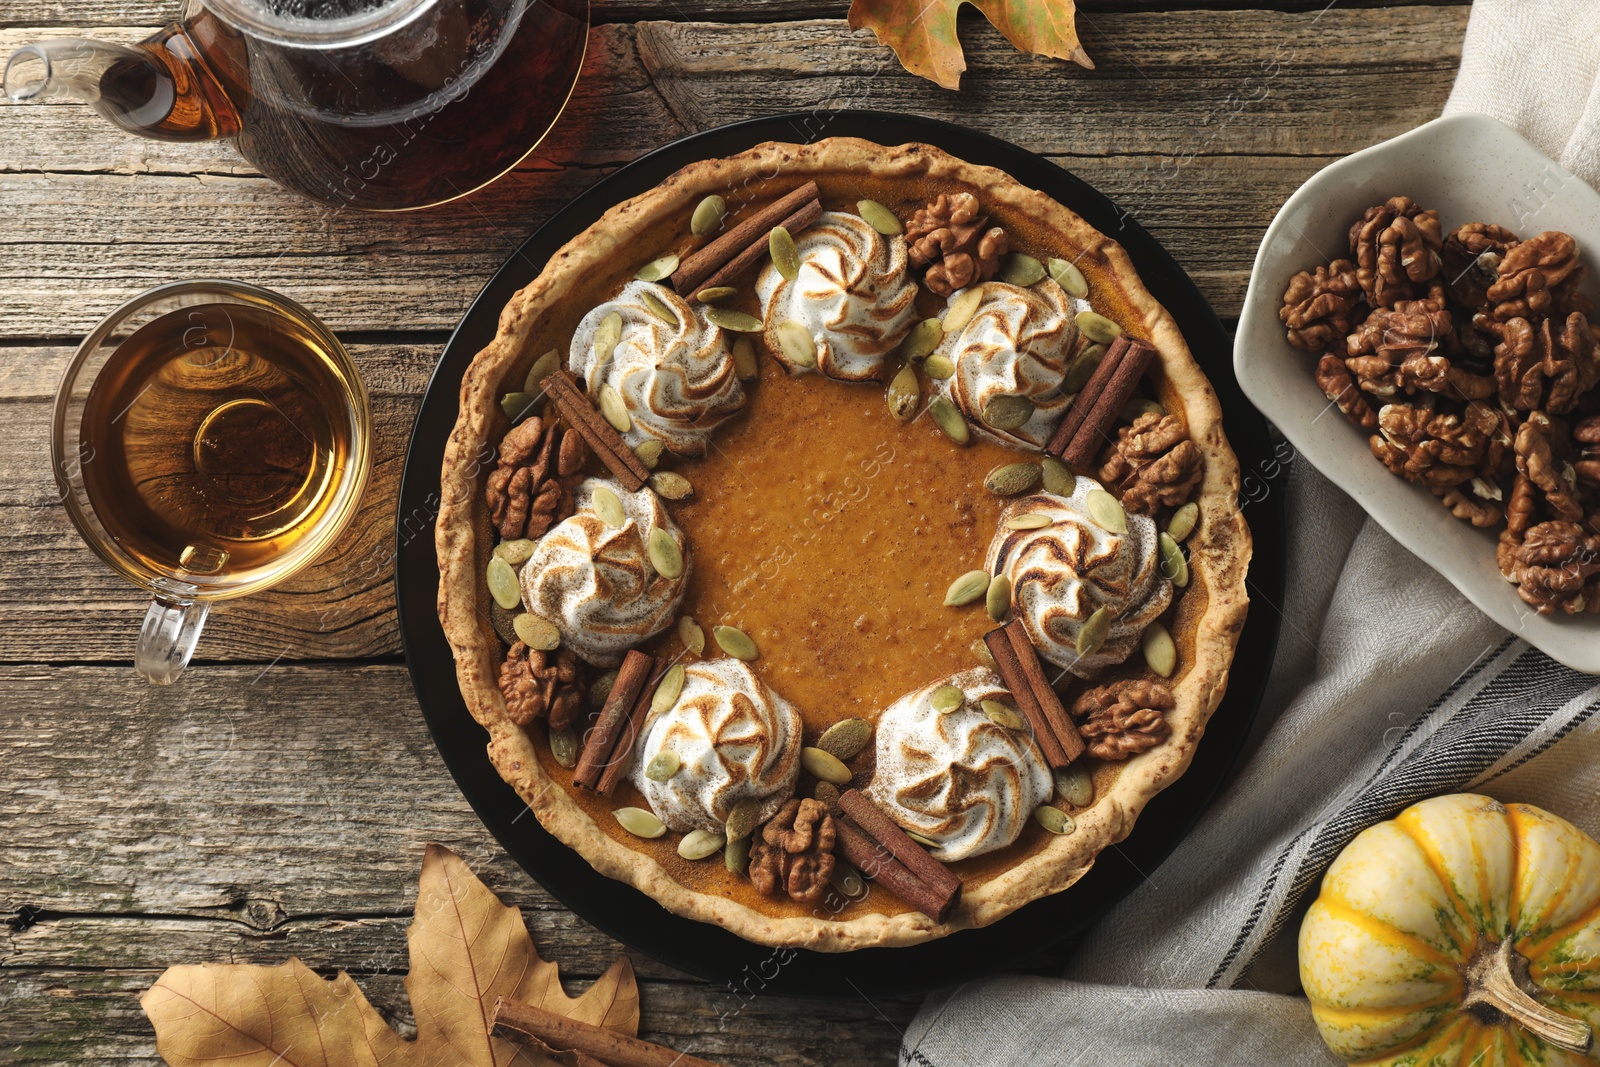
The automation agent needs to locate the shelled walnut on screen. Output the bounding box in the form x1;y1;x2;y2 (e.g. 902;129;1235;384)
1492;313;1599;415
1280;259;1363;351
1498;521;1600;615
1345;299;1491;400
905;192;1007;298
485;416;587;541
1370;402;1508;491
1442;222;1519;310
748;798;836;904
1485;231;1586;323
1098;412;1203;515
1513;413;1585;524
1315;354;1378;430
1072;680;1174;761
498;641;583;729
1348;196;1443;308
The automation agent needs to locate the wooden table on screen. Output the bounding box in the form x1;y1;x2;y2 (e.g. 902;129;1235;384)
1;1;1464;1062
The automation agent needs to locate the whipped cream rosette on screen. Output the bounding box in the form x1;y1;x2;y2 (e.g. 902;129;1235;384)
630;659;803;833
933;280;1078;449
755;210;918;381
865;668;1052;862
568;280;745;456
519;478;688;667
986;477;1172;677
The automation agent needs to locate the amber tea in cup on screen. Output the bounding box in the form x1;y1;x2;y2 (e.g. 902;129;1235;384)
54;281;371;683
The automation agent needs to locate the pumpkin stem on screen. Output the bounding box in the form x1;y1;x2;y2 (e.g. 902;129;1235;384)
1461;937;1592;1055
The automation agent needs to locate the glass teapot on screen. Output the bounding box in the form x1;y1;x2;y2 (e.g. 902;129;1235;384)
4;0;587;210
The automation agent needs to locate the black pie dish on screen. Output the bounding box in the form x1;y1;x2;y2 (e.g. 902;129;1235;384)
396;110;1286;997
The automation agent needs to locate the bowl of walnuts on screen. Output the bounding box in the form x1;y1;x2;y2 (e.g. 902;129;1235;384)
1235;112;1600;674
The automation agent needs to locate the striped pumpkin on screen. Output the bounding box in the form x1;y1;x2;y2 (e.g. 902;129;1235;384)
1300;794;1599;1065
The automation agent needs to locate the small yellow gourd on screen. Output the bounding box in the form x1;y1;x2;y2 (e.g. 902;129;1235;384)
1300;794;1599;1065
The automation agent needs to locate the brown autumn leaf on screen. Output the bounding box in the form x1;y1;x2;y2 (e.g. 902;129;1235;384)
848;0;1093;90
140;843;638;1067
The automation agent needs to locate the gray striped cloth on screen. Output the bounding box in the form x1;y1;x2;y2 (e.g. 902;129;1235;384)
902;460;1600;1066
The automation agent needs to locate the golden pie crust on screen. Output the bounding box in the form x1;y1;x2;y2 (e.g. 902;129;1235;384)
436;138;1251;950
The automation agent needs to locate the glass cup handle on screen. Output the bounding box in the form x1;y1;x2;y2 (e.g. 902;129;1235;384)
135;593;209;685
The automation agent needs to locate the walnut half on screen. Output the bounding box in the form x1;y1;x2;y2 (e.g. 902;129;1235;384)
748;798;836;904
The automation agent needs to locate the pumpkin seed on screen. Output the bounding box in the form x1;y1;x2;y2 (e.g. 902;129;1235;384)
830;863;866;898
732;335;759;380
588;669;617;707
633;439;664;470
1077;311;1123;344
647;527;684;579
899;317;944;361
1055;765;1094;807
982;699;1025;730
490;602;520;646
651;664;686;716
679;828;726;861
725;798;762;842
645;750;681;781
802;746;853;785
713;625;758;661
773;319;817;368
525;348;561;395
817;718;872;761
641;288;678;324
1143;622;1177;678
725;833;752;872
1062;344;1104;395
971;637;997;670
1167;502;1199;542
924;354;956;380
678;615;705;655
1041;456;1076;497
1159;532;1189;588
1086;489;1128;534
614;807;666;839
770;225;801;280
931;683;965;712
650;471;694;500
494;538;537;565
549;725;579;769
592;311;623;378
512;613;560;651
982;394;1035;432
691;194;727;237
928;395;970;444
887;363;920;422
944;569;990;607
905;830;942;849
501;391;536;422
705;307;763;332
857;198;903;236
943;287;985;334
486;556;521;610
814;780;843;812
598;383;631;432
1000;252;1046;287
695;285;737;303
985;574;1012;622
985;461;1041;496
1120;397;1165;421
1034;804;1075;835
636;254;680;283
1048;257;1089;298
592;485;626;529
1076;606;1111;658
1005;512;1052;530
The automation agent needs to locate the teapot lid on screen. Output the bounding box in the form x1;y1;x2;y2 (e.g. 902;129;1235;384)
200;0;437;48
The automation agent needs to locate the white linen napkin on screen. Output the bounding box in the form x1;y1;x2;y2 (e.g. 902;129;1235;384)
901;3;1600;1061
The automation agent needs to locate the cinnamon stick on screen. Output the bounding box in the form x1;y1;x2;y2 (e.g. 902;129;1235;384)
688;198;823;299
595;658;668;797
493;997;727;1067
543;369;648;491
1047;334;1130;459
572;650;657;790
835;817;960;924
1062;338;1157;468
838;790;963;904
984;624;1070;769
669;181;821;296
997;618;1085;763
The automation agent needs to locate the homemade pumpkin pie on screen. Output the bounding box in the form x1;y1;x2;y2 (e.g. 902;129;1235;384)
436;138;1251;950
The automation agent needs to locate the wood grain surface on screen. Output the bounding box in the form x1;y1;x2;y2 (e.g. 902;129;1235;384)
1;1;1462;1063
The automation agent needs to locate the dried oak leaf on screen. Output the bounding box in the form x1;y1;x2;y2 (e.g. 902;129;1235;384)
848;0;1091;91
142;844;638;1067
1280;259;1363;351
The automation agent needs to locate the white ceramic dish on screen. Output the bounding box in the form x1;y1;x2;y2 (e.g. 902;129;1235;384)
1234;112;1600;675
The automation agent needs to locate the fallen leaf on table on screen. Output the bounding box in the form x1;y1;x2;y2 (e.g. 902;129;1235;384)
141;843;638;1067
848;0;1094;90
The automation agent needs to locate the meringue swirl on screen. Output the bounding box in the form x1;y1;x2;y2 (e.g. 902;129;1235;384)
568;280;746;457
934;281;1078;449
986;478;1172;678
865;669;1052;862
755;211;918;381
630;659;803;833
519;478;688;667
